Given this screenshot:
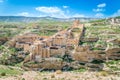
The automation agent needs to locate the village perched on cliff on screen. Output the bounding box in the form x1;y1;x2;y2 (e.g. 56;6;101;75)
0;17;120;80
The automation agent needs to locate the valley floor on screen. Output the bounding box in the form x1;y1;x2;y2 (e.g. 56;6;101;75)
0;70;120;80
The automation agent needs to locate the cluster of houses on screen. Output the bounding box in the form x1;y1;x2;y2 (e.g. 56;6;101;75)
7;20;120;67
8;20;85;63
108;18;120;25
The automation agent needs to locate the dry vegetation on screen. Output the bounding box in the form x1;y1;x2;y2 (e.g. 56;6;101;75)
0;19;120;80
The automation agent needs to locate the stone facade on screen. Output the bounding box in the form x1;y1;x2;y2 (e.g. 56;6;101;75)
23;20;84;62
73;45;103;62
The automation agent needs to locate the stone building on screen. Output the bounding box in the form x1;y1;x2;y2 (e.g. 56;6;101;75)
23;20;84;62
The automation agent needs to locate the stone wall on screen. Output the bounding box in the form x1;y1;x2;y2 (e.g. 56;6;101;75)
75;46;90;52
24;44;31;52
66;39;78;46
15;42;24;49
50;47;65;57
7;39;16;47
73;20;80;27
52;38;67;46
23;20;85;64
73;46;103;62
81;38;99;42
73;51;103;62
105;48;120;59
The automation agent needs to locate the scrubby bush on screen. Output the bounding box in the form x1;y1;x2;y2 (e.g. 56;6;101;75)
21;78;25;80
62;54;73;62
1;72;6;76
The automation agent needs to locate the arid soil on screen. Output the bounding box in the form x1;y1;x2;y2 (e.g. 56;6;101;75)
0;71;120;80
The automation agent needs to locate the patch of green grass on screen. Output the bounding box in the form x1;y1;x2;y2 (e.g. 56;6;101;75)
106;60;120;65
15;62;23;67
98;71;109;76
90;19;105;23
91;48;105;50
106;60;120;71
21;78;25;80
0;68;22;76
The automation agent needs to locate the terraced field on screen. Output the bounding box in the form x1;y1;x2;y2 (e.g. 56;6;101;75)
83;24;120;50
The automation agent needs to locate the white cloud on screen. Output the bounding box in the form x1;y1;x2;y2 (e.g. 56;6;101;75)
17;12;31;17
97;3;106;8
63;6;69;9
72;14;85;17
93;8;105;12
35;6;86;18
93;3;106;17
36;7;63;13
112;9;120;17
0;0;4;3
35;6;68;18
93;3;106;12
95;13;104;18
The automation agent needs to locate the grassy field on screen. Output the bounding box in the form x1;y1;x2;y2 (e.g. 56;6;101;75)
0;65;23;77
0;20;71;38
83;23;120;49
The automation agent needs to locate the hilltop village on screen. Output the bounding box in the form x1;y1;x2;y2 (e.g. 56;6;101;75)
1;20;119;71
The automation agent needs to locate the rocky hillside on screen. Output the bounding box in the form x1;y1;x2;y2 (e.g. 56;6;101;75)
0;18;120;80
0;16;99;22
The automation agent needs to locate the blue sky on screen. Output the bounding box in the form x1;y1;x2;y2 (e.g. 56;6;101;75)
0;0;120;18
